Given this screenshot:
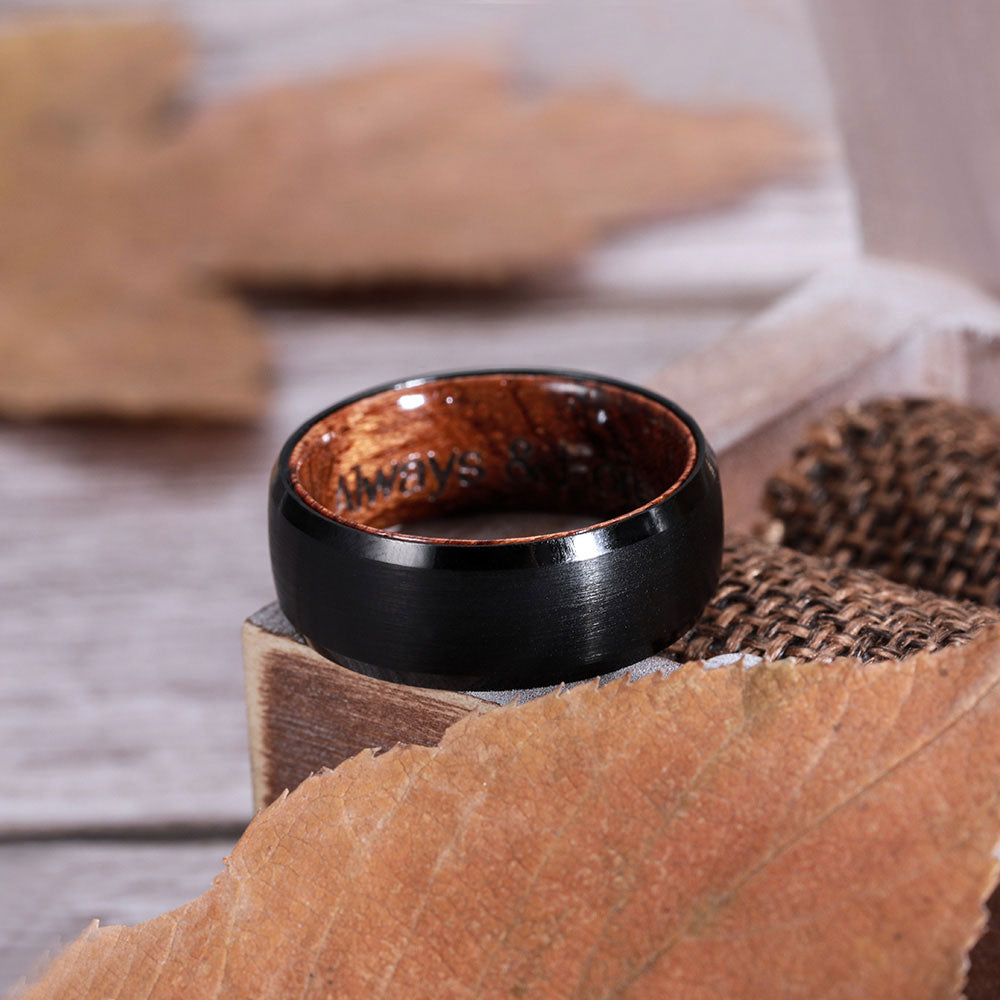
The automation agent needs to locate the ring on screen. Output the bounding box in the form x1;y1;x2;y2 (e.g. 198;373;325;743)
269;369;723;690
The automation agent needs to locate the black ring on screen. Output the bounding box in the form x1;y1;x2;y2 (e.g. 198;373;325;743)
269;369;723;690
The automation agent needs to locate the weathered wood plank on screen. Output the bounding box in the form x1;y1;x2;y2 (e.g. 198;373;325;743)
0;839;236;995
243;613;491;811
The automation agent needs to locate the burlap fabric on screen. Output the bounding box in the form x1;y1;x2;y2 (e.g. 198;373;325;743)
668;533;999;664
764;397;1000;607
736;395;1000;999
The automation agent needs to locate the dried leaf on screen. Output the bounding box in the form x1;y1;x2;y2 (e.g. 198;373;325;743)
0;16;267;421
20;632;1000;999
161;60;810;284
0;16;188;146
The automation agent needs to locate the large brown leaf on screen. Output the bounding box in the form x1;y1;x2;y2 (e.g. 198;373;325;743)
18;632;1000;999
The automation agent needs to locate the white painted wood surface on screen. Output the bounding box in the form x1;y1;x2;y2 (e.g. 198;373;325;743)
808;0;1000;290
0;0;857;991
6;0;838;130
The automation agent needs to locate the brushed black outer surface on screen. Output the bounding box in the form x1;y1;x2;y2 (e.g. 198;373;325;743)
269;369;723;690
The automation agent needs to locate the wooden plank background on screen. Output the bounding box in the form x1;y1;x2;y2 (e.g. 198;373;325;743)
0;0;856;990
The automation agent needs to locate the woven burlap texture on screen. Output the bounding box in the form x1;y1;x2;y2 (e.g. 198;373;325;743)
668;533;1000;664
764;397;1000;607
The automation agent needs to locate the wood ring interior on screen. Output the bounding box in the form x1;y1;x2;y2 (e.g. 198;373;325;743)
290;374;697;540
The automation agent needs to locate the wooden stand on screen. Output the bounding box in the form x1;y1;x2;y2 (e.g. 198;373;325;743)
242;604;491;810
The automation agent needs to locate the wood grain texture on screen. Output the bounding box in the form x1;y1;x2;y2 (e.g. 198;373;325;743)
290;373;695;528
244;617;487;809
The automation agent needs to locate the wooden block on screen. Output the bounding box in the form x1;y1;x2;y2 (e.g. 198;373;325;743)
651;255;1000;530
242;605;490;811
